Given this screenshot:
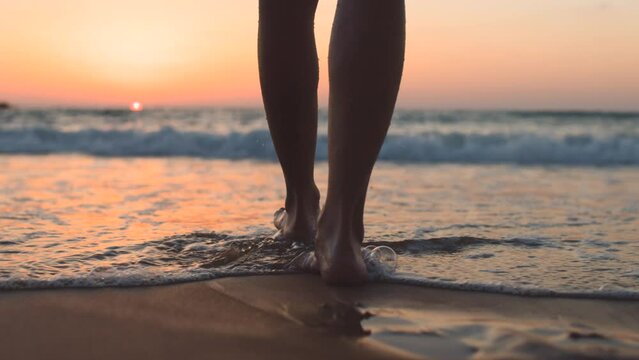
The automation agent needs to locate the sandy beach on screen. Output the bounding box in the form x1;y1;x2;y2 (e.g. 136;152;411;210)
2;0;639;358
1;274;638;360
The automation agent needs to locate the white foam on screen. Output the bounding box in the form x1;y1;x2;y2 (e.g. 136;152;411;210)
2;107;638;164
1;127;637;165
2;268;639;300
384;274;639;300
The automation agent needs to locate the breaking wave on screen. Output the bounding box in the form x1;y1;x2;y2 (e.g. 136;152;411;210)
1;127;637;165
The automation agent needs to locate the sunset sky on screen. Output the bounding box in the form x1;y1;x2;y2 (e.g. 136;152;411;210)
1;0;638;110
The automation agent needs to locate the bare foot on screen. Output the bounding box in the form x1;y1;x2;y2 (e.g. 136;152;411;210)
314;213;368;285
272;187;319;244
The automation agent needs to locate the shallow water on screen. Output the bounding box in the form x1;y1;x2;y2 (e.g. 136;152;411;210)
1;155;638;298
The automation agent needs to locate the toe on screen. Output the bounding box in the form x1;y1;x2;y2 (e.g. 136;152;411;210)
289;251;319;273
321;261;368;285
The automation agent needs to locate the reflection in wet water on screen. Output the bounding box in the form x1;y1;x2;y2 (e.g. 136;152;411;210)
0;155;638;296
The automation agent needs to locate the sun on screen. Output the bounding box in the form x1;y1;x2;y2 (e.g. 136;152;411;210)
129;101;143;112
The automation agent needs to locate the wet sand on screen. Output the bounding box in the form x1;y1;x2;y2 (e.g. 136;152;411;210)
1;275;638;360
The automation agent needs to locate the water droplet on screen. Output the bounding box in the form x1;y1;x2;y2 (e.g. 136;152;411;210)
363;245;397;277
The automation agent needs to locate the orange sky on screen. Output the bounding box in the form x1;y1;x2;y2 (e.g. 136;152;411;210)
1;0;638;110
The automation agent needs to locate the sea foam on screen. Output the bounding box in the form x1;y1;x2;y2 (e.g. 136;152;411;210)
1;108;638;165
0;127;637;165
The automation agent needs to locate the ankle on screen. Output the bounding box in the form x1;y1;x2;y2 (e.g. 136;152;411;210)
285;184;320;211
318;209;363;247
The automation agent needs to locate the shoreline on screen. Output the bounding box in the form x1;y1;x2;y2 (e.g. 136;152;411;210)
3;271;639;301
1;274;638;359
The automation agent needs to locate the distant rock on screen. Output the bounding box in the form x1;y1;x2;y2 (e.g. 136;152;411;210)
0;102;10;110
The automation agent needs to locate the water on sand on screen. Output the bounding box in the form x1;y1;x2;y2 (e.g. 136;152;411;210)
1;155;637;298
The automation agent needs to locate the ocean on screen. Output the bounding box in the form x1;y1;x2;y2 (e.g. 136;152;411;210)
1;108;638;298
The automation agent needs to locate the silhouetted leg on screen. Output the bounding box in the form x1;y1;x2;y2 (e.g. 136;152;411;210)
258;0;320;243
316;0;405;284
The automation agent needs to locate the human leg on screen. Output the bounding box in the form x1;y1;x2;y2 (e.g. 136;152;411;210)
316;0;405;284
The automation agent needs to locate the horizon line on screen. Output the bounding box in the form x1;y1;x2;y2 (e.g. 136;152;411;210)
2;103;639;115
